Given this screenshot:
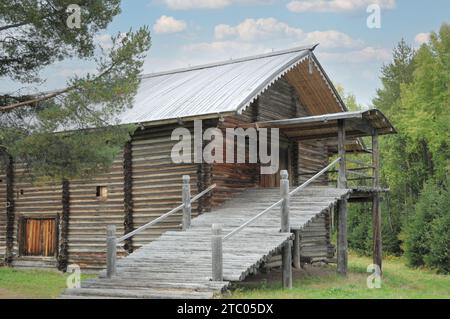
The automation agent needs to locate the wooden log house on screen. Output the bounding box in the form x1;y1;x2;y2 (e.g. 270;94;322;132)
0;45;396;274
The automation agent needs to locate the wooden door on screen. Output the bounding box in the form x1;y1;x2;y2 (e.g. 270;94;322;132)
21;218;57;257
260;144;290;188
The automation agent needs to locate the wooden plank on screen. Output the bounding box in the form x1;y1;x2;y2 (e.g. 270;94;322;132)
372;130;382;272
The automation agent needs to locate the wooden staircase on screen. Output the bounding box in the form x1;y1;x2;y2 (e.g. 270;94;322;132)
61;186;350;299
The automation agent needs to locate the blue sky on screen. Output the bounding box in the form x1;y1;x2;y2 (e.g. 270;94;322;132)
2;0;449;106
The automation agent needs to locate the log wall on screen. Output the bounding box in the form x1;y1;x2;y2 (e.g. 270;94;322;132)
130;125;200;249
10;165;62;268
67;156;126;270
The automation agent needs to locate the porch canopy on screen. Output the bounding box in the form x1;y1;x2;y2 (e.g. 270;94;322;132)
245;109;396;141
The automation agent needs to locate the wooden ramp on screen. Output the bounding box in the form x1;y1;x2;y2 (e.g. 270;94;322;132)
61;187;350;299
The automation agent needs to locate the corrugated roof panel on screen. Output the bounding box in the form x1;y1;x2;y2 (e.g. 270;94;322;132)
117;46;313;125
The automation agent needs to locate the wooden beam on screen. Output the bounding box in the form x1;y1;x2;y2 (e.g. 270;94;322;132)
123;141;134;253
211;224;223;281
5;155;15;266
337;119;348;276
372;129;382;273
338;120;347;189
106;225;117;278
293;230;301;269
182;175;192;230
57;179;70;271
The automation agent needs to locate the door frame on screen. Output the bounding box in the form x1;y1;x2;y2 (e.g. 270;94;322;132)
18;214;59;258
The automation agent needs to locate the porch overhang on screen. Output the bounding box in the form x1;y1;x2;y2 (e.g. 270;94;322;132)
246;109;396;141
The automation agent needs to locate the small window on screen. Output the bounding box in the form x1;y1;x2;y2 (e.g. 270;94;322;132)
96;186;108;200
19;189;24;195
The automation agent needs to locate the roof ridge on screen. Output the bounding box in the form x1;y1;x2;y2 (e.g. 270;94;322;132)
141;44;318;79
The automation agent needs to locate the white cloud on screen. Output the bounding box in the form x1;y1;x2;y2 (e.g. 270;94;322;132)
183;41;269;60
215;18;304;41
301;30;362;48
162;0;231;9
161;0;271;10
287;0;396;13
415;32;430;45
214;18;361;48
318;47;391;63
153;15;187;34
94;33;114;49
94;33;127;49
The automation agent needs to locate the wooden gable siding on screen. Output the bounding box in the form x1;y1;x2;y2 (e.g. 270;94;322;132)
129;124;200;250
67;157;126;270
0;172;6;261
11;165;63;261
210;76;308;207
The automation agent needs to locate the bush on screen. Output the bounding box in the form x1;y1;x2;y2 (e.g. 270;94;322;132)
347;202;402;257
426;196;450;274
403;181;448;271
347;204;372;256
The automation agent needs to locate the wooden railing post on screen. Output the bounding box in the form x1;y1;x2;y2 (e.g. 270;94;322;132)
106;225;117;278
337;119;348;276
280;170;292;289
280;170;290;232
211;224;223;281
182;175;191;231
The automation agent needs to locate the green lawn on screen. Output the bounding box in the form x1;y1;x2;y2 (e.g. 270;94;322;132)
0;254;448;299
229;254;450;299
0;267;93;299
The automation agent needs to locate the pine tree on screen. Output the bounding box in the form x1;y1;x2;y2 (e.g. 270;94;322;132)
0;1;151;181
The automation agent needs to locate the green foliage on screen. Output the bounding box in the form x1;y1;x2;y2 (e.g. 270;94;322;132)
403;182;441;267
344;24;449;262
0;1;151;181
403;181;449;273
0;0;121;82
426;211;450;274
347;203;372;256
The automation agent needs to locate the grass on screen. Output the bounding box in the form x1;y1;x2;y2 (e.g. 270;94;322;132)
0;267;93;299
228;254;450;299
0;254;448;299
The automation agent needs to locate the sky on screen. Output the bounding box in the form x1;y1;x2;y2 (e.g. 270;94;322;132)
2;0;449;107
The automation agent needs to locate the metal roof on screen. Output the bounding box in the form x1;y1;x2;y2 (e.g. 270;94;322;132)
118;45;317;125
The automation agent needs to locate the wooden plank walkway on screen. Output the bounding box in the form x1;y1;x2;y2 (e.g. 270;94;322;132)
61;186;350;299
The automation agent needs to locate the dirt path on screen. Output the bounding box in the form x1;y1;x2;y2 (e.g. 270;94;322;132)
0;288;27;299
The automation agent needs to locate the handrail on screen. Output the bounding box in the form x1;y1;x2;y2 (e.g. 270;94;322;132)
117;183;216;243
222;157;341;241
289;157;341;197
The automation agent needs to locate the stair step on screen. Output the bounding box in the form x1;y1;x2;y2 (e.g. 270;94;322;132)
61;187;350;299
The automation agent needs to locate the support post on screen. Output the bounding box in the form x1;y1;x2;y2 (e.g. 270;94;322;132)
5;155;15;266
372;129;382;273
337;119;347;189
182;175;192;231
106;225;117;278
280;170;292;289
293;230;301;269
337;119;348;276
211;224;223;281
57;179;70;271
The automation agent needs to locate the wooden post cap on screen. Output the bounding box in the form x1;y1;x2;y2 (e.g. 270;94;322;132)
280;170;289;180
182;175;190;183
